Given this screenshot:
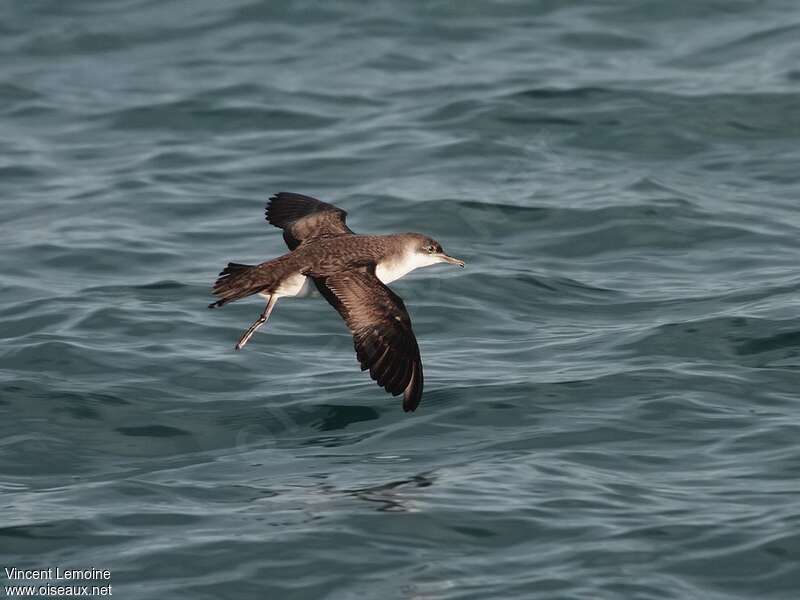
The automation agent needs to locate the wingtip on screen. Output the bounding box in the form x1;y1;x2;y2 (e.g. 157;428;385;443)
265;192;302;224
402;392;421;412
402;362;423;412
264;194;277;221
265;191;285;210
266;192;284;207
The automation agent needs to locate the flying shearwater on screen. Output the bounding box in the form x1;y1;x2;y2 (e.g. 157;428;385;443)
209;192;464;412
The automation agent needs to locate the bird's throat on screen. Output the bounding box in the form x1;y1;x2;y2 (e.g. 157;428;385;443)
375;253;432;284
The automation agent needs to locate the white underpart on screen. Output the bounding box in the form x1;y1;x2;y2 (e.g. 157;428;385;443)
376;251;441;284
259;272;316;300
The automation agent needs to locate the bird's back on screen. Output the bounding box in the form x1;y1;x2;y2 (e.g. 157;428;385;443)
286;234;399;276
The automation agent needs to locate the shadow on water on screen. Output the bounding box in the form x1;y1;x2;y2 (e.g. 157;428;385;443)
115;425;192;437
311;404;381;432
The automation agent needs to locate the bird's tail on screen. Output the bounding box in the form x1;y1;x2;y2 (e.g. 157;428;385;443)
208;262;264;308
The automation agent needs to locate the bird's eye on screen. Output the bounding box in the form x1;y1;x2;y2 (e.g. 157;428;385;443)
424;245;434;253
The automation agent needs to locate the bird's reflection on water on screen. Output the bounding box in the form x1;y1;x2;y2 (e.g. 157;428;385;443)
344;472;435;512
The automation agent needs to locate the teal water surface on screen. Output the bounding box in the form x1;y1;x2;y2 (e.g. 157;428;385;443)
2;1;800;598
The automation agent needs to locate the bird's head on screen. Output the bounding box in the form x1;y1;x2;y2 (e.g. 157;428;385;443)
408;234;465;269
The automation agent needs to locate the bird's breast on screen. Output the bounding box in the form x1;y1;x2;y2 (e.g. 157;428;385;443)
375;256;418;284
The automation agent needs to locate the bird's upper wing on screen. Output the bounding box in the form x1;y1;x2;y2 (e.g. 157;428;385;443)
313;269;423;412
265;192;354;250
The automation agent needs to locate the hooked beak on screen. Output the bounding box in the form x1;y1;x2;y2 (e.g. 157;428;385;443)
436;253;465;268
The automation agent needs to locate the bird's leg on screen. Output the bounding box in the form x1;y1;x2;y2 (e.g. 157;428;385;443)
235;295;278;351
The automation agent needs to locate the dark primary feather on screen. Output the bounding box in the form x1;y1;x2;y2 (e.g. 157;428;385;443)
314;270;423;412
265;192;354;250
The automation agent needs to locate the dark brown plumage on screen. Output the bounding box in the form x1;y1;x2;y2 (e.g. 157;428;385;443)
209;192;464;412
316;270;423;412
265;192;353;250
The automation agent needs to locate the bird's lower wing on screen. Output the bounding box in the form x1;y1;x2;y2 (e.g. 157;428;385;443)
313;270;423;412
265;192;354;250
